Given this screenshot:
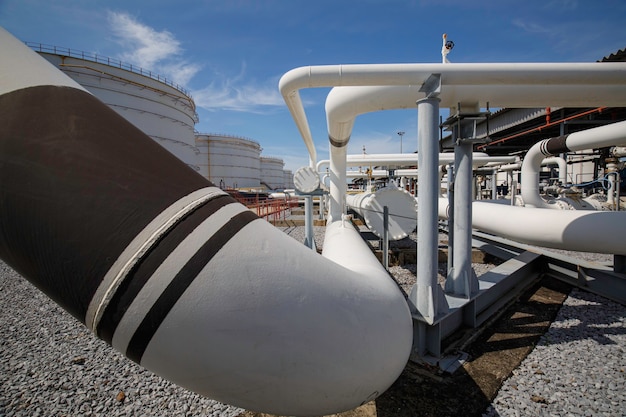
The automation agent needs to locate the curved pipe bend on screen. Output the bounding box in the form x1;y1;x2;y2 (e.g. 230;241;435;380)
280;63;626;166
521;121;626;208
0;27;412;417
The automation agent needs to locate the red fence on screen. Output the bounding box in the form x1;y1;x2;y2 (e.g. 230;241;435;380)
227;191;299;224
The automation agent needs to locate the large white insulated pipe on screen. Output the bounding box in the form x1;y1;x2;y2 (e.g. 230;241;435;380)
438;198;626;255
280;63;626;165
346;183;417;240
521;121;626;208
282;62;626;226
0;27;412;416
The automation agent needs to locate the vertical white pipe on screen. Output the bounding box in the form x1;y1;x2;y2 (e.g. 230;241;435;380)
543;156;567;185
329;144;348;223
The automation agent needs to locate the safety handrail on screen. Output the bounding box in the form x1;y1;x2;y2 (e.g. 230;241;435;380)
26;41;192;98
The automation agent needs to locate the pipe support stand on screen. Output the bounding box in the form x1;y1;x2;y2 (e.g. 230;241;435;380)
413;97;449;323
446;140;479;298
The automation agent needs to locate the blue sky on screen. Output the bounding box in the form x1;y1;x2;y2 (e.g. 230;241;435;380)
1;0;625;172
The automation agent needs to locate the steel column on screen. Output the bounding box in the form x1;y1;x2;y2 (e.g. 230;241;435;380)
446;139;479;297
412;97;448;324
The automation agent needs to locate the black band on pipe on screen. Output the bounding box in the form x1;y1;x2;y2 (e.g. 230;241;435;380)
125;210;258;363
544;135;570;155
96;194;233;343
0;86;212;322
329;135;348;148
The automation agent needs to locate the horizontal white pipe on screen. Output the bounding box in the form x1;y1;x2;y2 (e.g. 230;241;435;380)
438;198;626;255
566;120;626;151
346;169;387;178
522;121;626;208
316;153;516;172
290;62;625;233
346;185;417;240
280;62;626;164
346;168;420;178
498;163;522;172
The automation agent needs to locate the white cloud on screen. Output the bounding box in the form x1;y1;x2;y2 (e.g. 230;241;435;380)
107;11;200;86
512;19;552;35
191;63;284;112
106;11;284;113
192;82;284;112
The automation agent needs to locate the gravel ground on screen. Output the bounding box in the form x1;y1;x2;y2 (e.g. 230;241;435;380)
1;223;625;417
0;262;244;417
484;288;626;417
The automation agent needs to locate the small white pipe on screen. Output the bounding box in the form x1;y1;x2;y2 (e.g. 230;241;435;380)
542;156;567;185
346;169;387;178
608;173;617;206
522;121;626;208
316;154;516;173
498;163;522;172
438;198;626;255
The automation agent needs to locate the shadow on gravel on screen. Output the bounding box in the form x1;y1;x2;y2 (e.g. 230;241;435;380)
371;276;572;417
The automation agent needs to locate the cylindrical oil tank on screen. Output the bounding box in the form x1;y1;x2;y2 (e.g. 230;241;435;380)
32;45;200;172
196;134;262;189
346;184;417;240
195;135;211;180
261;157;286;190
283;170;295;189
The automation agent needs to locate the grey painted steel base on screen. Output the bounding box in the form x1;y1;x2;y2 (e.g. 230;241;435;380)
411;247;544;361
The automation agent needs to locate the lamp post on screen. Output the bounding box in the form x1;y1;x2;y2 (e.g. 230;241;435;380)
397;131;405;153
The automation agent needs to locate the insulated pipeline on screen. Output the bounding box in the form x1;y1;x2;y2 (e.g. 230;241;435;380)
0;27;412;416
521;121;626;208
346;185;417;240
438;198;626;255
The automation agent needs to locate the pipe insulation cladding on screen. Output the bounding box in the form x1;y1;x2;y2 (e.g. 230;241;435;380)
280;62;626;165
438;198;626;255
0;27;413;416
346;184;418;240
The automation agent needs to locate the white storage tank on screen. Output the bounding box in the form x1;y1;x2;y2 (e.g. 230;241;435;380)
260;157;286;190
283;170;294;189
196;134;262;189
31;44;200;172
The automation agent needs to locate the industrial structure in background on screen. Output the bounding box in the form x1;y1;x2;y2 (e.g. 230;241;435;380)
30;43;294;192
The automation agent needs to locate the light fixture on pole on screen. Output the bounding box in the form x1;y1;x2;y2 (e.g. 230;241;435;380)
397;131;405;153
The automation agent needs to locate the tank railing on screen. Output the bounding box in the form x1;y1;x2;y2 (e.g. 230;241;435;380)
196;132;262;147
26;42;193;99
